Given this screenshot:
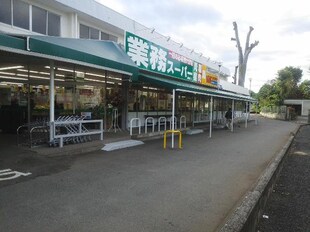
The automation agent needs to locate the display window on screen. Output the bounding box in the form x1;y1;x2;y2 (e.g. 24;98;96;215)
128;85;172;112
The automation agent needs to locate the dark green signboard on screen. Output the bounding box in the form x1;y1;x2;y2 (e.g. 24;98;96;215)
125;31;196;82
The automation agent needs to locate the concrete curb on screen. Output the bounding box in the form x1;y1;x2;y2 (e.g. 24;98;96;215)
218;125;301;232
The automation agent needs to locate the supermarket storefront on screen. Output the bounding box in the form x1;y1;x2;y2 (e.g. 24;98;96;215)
124;32;254;132
0;32;254;147
0;33;137;137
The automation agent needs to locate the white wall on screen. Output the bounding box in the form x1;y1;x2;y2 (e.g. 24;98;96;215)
2;0;254;92
284;99;310;116
220;80;250;95
303;101;310;116
54;0;230;76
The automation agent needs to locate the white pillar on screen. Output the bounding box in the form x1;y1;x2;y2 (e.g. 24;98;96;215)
209;96;213;138
245;101;248;128
231;99;234;132
171;89;175;148
49;61;55;142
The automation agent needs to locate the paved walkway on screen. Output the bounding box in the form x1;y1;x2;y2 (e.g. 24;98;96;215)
0;116;299;232
257;124;310;231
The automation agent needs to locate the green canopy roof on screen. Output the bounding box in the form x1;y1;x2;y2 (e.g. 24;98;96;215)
0;33;138;77
0;33;26;51
138;73;255;102
28;36;138;76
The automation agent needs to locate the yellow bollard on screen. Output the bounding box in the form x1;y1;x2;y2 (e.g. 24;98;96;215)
163;130;182;149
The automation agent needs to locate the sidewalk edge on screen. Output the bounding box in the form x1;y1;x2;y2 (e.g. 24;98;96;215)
217;124;302;232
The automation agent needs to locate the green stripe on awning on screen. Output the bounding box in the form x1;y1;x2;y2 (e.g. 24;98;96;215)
138;73;256;102
0;33;26;50
28;36;138;76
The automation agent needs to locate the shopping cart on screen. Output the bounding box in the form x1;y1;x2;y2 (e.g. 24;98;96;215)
17;119;49;147
49;115;91;147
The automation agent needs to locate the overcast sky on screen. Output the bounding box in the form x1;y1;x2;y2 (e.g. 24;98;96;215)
97;0;310;92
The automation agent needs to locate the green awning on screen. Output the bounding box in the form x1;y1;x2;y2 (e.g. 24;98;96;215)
138;73;256;102
0;33;26;51
28;36;138;77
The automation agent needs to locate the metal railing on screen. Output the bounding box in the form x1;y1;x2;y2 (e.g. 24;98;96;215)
158;116;167;132
145;117;155;134
179;115;186;129
129;118;141;136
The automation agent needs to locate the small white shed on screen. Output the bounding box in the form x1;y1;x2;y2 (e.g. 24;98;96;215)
284;99;310;116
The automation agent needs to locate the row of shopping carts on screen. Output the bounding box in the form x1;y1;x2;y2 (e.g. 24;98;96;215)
17;115;93;147
49;115;92;147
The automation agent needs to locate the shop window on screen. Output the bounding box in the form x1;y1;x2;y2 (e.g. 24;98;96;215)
47;12;60;36
109;34;118;42
0;0;11;25
32;6;47;34
128;89;138;111
137;90;147;111
80;24;118;42
80;24;100;40
13;0;30;30
80;24;89;39
32;5;60;36
146;92;157;111
90;28;99;40
100;31;109;40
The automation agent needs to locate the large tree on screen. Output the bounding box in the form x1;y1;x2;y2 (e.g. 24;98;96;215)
257;66;304;107
299;80;310;99
276;66;303;100
232;22;259;87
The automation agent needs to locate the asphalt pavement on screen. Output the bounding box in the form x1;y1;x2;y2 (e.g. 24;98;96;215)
0;116;299;232
257;124;310;231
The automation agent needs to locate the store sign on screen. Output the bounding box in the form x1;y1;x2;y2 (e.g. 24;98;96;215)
125;31;218;88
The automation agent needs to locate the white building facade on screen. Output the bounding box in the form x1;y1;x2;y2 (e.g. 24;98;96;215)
0;0;253;142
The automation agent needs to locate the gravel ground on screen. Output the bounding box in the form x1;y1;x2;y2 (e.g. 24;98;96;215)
257;124;310;232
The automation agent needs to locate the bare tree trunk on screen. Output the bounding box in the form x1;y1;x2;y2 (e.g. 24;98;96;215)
232;22;259;87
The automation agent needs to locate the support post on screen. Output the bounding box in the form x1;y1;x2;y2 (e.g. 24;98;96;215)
49;61;55;142
27;75;31;126
172;89;175;148
231;99;235;132
209;96;213;138
245;101;248;128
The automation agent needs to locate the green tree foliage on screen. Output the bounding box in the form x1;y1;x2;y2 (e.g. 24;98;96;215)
276;66;302;99
299;80;310;99
257;82;281;107
257;66;304;107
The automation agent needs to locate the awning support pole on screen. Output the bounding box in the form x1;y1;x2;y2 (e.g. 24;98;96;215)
171;89;175;148
49;61;55;142
209;96;213;138
27;66;30;126
245;101;248;128
231;99;234;132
